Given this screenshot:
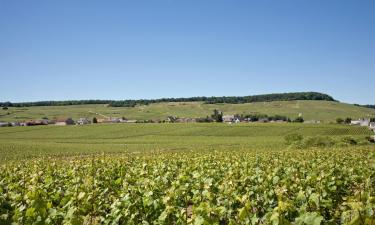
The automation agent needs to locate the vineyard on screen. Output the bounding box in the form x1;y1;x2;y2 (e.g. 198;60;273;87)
0;123;374;224
0;123;372;161
0;148;374;224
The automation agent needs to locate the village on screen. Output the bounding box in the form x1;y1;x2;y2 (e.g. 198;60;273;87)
1;112;374;133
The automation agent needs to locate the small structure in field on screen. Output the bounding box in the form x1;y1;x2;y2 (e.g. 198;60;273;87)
223;115;235;123
304;120;321;124
10;122;20;127
370;122;375;131
76;118;91;125
176;118;197;123
97;117;121;123
109;117;121;123
124;119;137;123
351;118;370;127
258;118;269;123
97;118;108;123
55;118;75;126
0;122;10;127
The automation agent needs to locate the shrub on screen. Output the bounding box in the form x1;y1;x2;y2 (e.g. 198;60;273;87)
341;136;357;145
366;136;375;143
336;118;344;124
303;136;335;148
293;117;304;123
284;133;303;145
93;117;98;123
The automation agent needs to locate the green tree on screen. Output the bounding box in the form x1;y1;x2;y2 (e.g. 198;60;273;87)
293;117;304;123
93;117;98;123
345;117;352;124
336;118;344;124
211;109;223;122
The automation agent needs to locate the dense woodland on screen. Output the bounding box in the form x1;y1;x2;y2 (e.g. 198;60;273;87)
0;92;336;108
361;104;375;109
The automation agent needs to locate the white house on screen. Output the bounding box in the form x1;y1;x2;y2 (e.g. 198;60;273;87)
223;115;235;123
0;122;9;127
304;120;321;124
370;122;375;131
360;119;370;127
351;118;370;127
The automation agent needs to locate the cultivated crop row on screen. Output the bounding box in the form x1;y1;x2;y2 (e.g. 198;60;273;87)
0;148;374;224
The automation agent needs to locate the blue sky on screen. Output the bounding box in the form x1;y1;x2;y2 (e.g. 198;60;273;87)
0;0;374;104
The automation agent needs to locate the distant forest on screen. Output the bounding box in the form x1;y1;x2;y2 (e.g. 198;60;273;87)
358;104;375;109
1;92;336;108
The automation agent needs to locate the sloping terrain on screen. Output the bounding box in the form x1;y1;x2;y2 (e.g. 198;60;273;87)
1;100;374;122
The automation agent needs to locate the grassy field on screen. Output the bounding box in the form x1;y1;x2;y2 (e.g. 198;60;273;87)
0;123;374;224
1;100;375;123
0;123;373;161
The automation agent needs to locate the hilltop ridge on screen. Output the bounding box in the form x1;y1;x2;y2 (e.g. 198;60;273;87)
1;92;335;107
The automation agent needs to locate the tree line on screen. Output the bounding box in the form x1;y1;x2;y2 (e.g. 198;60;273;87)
0;92;336;108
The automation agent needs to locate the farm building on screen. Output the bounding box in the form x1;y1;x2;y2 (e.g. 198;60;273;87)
351;118;370;127
258;118;269;123
76;118;90;125
176;118;197;123
124;120;137;123
97;118;108;123
370;122;375;131
55;118;75;126
97;117;121;123
0;122;10;127
304;120;321;124
10;122;20;127
109;118;121;123
223;115;235;123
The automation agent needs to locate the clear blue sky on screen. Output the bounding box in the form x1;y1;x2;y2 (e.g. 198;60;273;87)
1;0;374;104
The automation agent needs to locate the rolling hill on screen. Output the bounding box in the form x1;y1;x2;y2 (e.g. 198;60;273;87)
1;100;374;123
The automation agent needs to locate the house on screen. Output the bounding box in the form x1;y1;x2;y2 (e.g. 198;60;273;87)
11;122;20;127
97;117;121;123
109;117;121;123
125;120;137;123
304;120;321;124
223;115;235;123
36;119;50;125
176;118;197;123
351;118;370;127
370;122;375;131
97;118;109;123
55;118;75;126
0;122;9;127
76;118;90;125
119;118;128;123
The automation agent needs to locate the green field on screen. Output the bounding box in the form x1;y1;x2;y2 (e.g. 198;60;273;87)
0;123;374;224
1;100;375;123
0;123;373;161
